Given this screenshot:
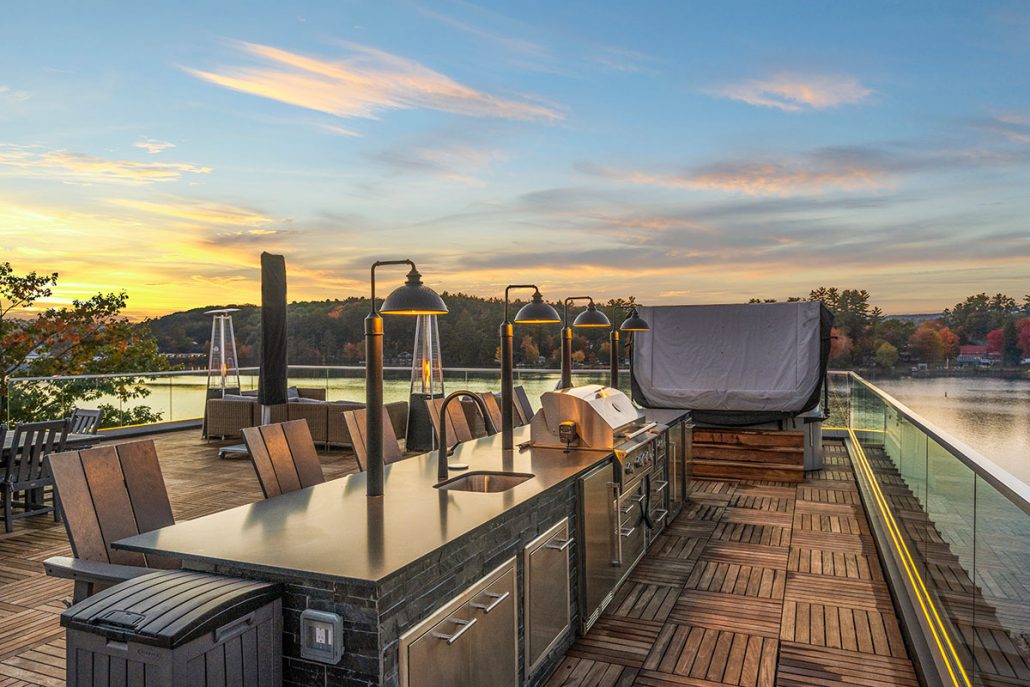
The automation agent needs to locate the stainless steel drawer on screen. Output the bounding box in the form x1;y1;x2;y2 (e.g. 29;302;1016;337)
525;518;572;675
399;558;518;687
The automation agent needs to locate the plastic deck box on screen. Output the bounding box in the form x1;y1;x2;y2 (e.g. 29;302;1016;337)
62;570;282;687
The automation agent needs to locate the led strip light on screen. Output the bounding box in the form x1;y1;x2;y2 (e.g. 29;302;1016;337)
839;427;971;687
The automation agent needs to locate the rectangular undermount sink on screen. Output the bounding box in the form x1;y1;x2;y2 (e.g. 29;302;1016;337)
435;471;534;493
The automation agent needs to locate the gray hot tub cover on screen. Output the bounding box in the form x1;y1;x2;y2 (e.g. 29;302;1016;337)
631;302;832;425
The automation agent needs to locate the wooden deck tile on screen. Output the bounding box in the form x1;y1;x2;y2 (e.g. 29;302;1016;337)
684;561;785;599
544;656;638;686
565;616;663;668
777;641;919;686
669;591;782;638
642;624;777;686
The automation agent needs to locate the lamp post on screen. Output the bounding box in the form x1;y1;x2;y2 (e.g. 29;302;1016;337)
560;297;610;390
366;260;447;497
610;305;650;389
500;286;561;450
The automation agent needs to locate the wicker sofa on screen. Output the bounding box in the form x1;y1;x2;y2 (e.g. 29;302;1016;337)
205;388;408;447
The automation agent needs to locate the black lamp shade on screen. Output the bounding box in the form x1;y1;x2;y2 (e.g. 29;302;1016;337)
380;268;448;315
620;308;650;332
573;303;611;328
514;292;561;324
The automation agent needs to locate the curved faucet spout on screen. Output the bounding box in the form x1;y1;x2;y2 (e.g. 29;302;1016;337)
438;390;495;480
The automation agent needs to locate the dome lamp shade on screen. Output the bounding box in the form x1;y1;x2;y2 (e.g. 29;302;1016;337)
573;302;612;328
514;291;561;324
379;267;448;315
619;307;650;332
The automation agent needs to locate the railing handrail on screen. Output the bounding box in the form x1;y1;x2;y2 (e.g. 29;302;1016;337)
830;370;1030;515
8;365;627;383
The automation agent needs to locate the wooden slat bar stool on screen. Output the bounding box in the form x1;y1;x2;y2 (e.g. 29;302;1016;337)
513;386;535;426
241;419;325;499
459;393;503;439
342;408;404;472
425;397;476;449
44;439;178;602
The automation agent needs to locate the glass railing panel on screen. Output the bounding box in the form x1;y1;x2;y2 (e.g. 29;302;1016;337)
925;437;976;677
973;476;1030;684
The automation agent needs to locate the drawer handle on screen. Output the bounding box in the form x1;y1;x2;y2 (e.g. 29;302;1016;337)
619;504;633;514
546;537;574;552
471;591;510;614
620;526;636;538
432;617;477;644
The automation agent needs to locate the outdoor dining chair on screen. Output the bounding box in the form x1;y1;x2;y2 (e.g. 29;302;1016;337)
241;419;325;499
44;439;178;602
342;407;404;471
69;408;103;435
2;418;69;533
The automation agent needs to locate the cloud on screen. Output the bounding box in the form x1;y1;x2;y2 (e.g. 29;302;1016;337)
973;113;1030;143
0;85;33;102
106;197;272;226
186;40;563;122
710;73;872;111
578;153;889;196
318;123;362;137
368;142;506;184
133;138;176;154
0;144;209;184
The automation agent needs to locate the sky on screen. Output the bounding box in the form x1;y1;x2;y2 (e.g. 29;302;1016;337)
1;1;1028;318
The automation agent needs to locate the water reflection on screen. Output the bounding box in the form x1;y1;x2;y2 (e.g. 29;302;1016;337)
877;377;1030;487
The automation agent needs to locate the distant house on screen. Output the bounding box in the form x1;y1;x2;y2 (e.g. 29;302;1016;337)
957;345;996;366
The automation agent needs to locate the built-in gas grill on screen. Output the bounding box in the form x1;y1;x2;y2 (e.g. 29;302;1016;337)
528;385;669;631
529;385;666;490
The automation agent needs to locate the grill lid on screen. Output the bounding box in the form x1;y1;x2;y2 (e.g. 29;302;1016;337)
530;384;642;450
61;570;281;648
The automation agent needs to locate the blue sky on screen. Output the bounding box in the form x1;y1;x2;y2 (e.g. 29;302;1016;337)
1;1;1028;316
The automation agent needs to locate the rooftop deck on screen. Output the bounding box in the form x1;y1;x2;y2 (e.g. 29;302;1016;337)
0;431;919;686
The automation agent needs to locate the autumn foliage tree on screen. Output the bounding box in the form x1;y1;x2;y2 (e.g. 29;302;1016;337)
0;262;172;426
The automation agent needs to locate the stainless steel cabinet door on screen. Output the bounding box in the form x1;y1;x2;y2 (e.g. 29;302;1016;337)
578;462;619;632
469;568;517;687
525;518;572;675
406;603;474;687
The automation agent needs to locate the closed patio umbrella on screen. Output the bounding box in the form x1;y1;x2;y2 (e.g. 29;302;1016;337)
258;252;288;424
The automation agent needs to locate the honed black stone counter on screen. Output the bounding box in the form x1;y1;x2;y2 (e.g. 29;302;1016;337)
113;425;612;686
115;426;608;585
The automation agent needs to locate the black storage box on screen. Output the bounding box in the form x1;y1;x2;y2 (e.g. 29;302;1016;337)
62;570;282;687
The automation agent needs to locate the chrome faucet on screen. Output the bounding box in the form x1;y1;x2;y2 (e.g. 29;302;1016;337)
438;390;496;480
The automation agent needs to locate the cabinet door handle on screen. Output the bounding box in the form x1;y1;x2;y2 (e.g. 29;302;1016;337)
653;481;669;493
619;504;633;514
471;591;510;614
652;509;669;523
546;537;574;551
620;526;636;537
432;617;477;644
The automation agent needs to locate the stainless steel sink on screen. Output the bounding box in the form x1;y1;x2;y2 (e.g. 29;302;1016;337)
435;471;534;493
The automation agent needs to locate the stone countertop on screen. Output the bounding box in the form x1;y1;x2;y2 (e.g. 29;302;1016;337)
115;425;614;585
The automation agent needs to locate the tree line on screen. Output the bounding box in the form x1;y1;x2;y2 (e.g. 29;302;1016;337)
751;288;1030;369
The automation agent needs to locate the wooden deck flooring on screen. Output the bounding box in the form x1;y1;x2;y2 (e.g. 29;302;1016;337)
0;433;922;687
0;431;360;687
547;441;920;687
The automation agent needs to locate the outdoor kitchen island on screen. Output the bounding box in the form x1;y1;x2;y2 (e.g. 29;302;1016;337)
113;397;687;687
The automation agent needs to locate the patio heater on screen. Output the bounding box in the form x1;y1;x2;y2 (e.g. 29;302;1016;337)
205;308;241;397
499;286;561;450
559;297;610;390
610;306;650;390
365;260;447;497
406;314;445;452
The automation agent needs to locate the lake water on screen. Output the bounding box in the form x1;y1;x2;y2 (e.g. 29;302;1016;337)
875;377;1030;487
24;370;1027;488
